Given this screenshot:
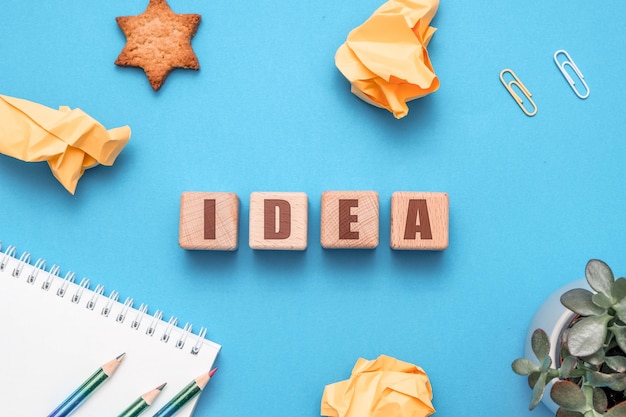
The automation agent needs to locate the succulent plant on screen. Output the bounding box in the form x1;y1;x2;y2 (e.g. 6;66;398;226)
512;260;626;416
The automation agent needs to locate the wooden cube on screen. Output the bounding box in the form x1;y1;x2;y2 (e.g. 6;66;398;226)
179;192;239;250
390;192;449;250
320;191;379;249
249;192;308;250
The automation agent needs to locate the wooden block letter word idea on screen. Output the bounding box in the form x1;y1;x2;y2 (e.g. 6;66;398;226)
249;192;308;250
390;192;449;250
321;191;379;249
179;192;239;250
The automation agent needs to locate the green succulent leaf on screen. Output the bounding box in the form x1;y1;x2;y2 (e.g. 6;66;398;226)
540;355;552;372
586;371;626;390
551;380;587;412
593;387;608;413
530;373;547;410
613;278;626;302
567;315;611;357
561;288;607;316
581;348;606;366
593;292;615;309
605;355;626;372
605;402;626;417
528;372;540;389
615;299;626;323
587;259;615;298
531;328;551;360
559;355;578;379
612;378;626;392
611;324;626;353
560;329;572;355
556;409;584;417
512;358;539;375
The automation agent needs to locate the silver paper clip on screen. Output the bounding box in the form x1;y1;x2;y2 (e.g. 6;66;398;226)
554;50;589;99
499;69;537;117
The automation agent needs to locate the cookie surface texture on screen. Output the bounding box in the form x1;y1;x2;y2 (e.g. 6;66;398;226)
115;0;201;91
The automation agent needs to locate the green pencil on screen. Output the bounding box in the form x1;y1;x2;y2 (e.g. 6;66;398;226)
117;383;166;417
48;353;125;417
151;368;217;417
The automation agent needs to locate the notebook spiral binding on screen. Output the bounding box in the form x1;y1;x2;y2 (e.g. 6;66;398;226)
0;242;208;355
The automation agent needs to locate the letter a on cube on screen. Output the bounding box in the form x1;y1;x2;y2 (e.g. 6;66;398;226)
390;192;449;250
179;192;239;250
249;192;308;250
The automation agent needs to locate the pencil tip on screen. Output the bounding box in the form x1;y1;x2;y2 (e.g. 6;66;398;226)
209;368;218;377
103;353;126;376
144;382;167;405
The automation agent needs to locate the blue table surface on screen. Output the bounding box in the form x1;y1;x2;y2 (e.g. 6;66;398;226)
2;1;626;416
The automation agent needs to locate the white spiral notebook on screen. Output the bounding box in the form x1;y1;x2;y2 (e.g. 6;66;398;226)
0;242;221;417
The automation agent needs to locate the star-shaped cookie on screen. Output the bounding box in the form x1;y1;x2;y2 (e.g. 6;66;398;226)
115;0;201;91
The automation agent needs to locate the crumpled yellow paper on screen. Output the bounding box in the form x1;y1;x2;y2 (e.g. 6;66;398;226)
321;355;435;417
0;94;131;194
335;0;440;119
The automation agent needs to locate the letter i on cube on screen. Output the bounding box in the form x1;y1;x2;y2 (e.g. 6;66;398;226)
179;192;239;250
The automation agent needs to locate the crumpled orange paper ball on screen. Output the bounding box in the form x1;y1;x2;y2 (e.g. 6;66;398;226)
321;355;435;417
335;0;440;119
0;94;131;194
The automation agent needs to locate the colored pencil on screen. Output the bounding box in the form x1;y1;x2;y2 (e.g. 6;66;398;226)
47;353;126;417
117;383;167;417
151;368;217;417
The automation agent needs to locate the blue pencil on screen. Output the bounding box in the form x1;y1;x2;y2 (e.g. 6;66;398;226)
48;353;126;417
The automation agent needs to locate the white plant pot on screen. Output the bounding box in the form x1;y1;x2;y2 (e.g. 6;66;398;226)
524;278;589;413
